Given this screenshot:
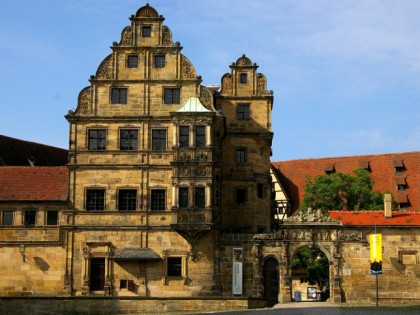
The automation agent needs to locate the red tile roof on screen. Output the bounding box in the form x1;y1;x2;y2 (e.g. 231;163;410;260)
329;211;420;226
0;135;68;166
271;152;420;214
0;167;68;201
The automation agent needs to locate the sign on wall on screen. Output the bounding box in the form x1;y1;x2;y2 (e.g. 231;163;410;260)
369;233;383;274
232;248;243;295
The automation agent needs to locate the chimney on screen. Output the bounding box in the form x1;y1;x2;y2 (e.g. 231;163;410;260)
384;193;392;219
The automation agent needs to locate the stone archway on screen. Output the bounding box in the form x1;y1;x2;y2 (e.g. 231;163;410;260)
263;257;279;307
290;246;330;302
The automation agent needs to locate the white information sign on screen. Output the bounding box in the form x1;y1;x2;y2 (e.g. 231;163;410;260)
232;248;243;295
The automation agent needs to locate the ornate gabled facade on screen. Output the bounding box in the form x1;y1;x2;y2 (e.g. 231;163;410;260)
62;4;273;298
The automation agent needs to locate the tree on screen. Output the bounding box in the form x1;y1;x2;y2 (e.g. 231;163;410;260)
299;168;388;214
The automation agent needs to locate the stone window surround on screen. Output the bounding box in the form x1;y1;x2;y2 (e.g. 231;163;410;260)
161;250;188;285
173;124;212;147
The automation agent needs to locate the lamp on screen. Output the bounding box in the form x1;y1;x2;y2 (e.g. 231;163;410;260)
19;244;26;262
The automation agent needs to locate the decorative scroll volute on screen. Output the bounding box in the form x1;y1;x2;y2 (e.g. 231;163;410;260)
120;26;133;45
76;87;91;115
96;54;113;80
221;74;232;95
199;86;213;110
181;55;196;79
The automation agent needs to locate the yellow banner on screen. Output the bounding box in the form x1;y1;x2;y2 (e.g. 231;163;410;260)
369;234;382;262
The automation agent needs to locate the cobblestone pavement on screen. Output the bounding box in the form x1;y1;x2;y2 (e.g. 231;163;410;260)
182;302;420;315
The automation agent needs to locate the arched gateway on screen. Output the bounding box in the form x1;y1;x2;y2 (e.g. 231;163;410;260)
253;211;344;304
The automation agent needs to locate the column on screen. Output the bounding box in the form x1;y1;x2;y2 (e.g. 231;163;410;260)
206;125;212;146
189;125;194;147
173;125;178;147
172;185;177;208
205;183;212;208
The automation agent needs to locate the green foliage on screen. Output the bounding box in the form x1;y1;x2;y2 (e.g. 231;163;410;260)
299;168;389;214
291;246;329;288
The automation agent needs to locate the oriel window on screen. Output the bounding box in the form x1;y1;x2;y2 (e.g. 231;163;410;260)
179;126;189;147
195;187;205;208
195;126;205;147
179;187;189;208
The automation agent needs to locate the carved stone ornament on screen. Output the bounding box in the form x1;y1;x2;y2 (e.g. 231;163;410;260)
178;153;191;161
120;26;133;45
199;86;212;110
284;208;337;223
257;73;267;95
195;167;206;176
338;231;365;242
179;167;190;176
77;87;91;114
236;54;252;66
162;26;173;45
96;54;113;80
136;4;159;18
221;74;232;95
181;55;196;79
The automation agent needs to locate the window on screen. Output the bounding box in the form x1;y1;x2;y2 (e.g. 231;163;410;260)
257;183;264;199
179;126;189;147
398;184;406;192
152;129;167;151
118;189;137;211
142;25;151;37
236;149;246;164
195;187;205;208
2;211;13;226
151;189;166;211
24;210;36;226
395;166;404;174
127;55;139;68
120;129;138;150
167;257;182;277
236;188;247;204
154;54;165;68
46;211;58;226
237;103;250;120
86;189;105;211
111;88;128;104
179;187;189;208
120;279;135;290
195;126;205;147
163;88;180;104
88;129;106;151
240;73;247;83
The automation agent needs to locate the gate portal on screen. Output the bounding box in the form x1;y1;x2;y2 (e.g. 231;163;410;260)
263;258;279;307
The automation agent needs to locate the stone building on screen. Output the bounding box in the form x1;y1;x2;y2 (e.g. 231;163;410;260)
62;3;273;298
0;4;419;312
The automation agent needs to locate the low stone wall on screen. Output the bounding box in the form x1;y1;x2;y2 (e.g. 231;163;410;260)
0;297;267;314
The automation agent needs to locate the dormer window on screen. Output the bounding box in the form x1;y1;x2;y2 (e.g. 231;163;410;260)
240;73;247;83
142;26;151;37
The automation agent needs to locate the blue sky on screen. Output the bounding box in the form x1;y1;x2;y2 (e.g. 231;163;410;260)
1;0;419;161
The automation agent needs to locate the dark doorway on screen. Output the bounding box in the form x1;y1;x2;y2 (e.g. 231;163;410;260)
90;258;105;291
263;258;279;307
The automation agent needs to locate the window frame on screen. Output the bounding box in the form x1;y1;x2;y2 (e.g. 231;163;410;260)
179;187;189;208
195;126;206;148
154;54;166;68
179;126;189;148
46;210;59;226
118;189;137;211
1;210;14;226
120;129;138;151
88;129;107;151
127;55;139;68
163;88;180;104
195;186;205;208
24;209;36;227
237;103;250;120
167;257;182;277
236;188;247;204
240;73;248;83
151;189;166;211
86;189;106;211
151;129;167;151
142;25;152;37
236;149;246;164
111;87;128;104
